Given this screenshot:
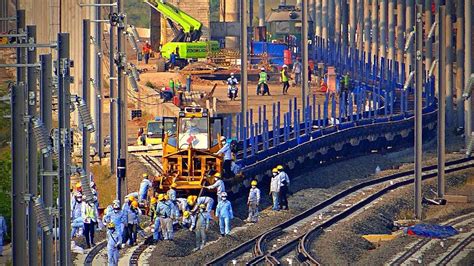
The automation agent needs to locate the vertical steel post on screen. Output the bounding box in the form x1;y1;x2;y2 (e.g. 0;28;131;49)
12;9;26;266
311;0;316;35
241;0;248;129
371;0;379;61
322;0;328;41
357;0;364;56
335;0;341;44
438;5;446;198
349;0;356;50
95;0;103;158
258;0;265;27
396;0;405;74
464;0;472;144
109;0;116;174
406;0;414;72
328;0;335;44
26;25;38;266
424;0;432;79
379;0;387;61
445;1;453;128
341;0;348;54
316;0;322;37
364;0;371;61
415;3;423;220
455;0;464;129
83;19;91;175
388;0;395;61
117;0;127;201
303;0;309;111
57;32;72;265
39;54;53;266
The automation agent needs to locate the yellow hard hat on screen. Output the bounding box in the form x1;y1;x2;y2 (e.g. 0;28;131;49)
170;183;177;188
143;173;149;178
75;182;82;188
214;172;221;178
150;197;157;204
272;168;279;173
104;208;109;216
251;180;257;186
187;195;197;206
128;195;135;201
158;194;165;201
199;204;206;209
164;194;169;200
107;222;115;229
183;211;190;218
276;165;284;170
131;200;139;208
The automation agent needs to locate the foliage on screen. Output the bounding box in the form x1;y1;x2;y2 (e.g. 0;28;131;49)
125;1;150;28
0;83;11;233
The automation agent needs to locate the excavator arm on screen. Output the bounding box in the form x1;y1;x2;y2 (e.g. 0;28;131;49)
145;0;202;42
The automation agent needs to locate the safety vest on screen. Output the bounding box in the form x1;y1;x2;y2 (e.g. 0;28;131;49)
85;204;96;220
343;75;350;86
281;70;288;82
259;72;268;84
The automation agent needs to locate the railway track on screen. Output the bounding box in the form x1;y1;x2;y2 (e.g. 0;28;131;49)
207;157;474;265
438;233;474;265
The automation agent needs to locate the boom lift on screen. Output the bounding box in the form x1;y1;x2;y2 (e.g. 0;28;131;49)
144;0;219;60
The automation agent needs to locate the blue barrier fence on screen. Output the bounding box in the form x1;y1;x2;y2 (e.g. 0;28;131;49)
221;39;437;169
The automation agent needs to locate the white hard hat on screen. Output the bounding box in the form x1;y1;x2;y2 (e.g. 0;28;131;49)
220;136;226;141
260;67;265;71
230;72;234;76
90;181;95;188
221;192;228;197
283;64;288;68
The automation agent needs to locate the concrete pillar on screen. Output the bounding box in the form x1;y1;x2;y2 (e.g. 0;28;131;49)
445;1;454;127
225;0;239;48
311;0;316;32
465;0;472;143
396;0;405;73
349;0;356;49
456;0;464;129
387;0;395;61
379;0;387;60
328;0;335;43
371;0;378;60
258;0;265;27
316;0;322;37
322;0;328;41
406;0;415;72
364;0;371;61
424;0;432;79
357;0;364;55
341;0;349;52
335;0;341;43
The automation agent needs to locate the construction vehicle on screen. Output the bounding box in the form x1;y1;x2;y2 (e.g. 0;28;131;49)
153;106;224;193
144;0;219;63
145;117;176;145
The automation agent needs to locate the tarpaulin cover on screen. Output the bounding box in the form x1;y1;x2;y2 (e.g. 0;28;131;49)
251;42;286;66
406;224;459;238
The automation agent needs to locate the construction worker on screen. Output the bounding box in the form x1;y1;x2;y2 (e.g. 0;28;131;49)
71;192;84;238
156;194;173;240
205;172;226;202
142;41;152;64
170;52;177;69
152;194;164;243
293;58;302;85
167;183;177;201
246;180;261;223
257;67;270;96
192;204;210;251
190;195;214;218
342;71;351;94
81;199;98;248
277;165;290;210
215;192;233;236
126;201;140;246
149;197;157;221
270;168;281;211
281;65;290;94
138;173;152;202
106;222;122;266
0;214;7;256
214;136;233;178
103;200;126;236
176;197;189;213
181;210;194;229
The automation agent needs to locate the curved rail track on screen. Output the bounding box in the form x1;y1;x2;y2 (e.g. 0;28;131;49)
438;233;474;265
207;157;474;265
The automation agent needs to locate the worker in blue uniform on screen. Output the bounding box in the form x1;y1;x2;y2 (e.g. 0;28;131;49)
205;172;226;202
138;173;152;202
103;200;126;235
71;192;84;238
246;180;261;223
214;136;233;178
0;214;7;256
277;165;290;210
106;222;122;266
156;194;174;240
192;204;210;251
215;192;233;236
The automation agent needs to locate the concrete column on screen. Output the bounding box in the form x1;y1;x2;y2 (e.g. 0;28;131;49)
349;0;356;49
316;0;322;37
445;1;454;127
465;0;472;143
335;0;341;43
258;0;265;27
311;0;316;33
341;0;349;52
396;0;405;73
328;0;335;43
406;0;414;72
456;0;464;129
364;0;371;61
357;0;364;55
225;0;239;48
379;0;387;60
424;0;432;79
371;0;378;60
322;0;328;41
387;0;395;61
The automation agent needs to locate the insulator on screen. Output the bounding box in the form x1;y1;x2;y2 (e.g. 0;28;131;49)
466;134;474;157
33;197;52;234
128;74;139;92
130;64;140;81
32;117;53;157
77;98;95;132
80;172;95;203
127;33;138;51
130;25;140;40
